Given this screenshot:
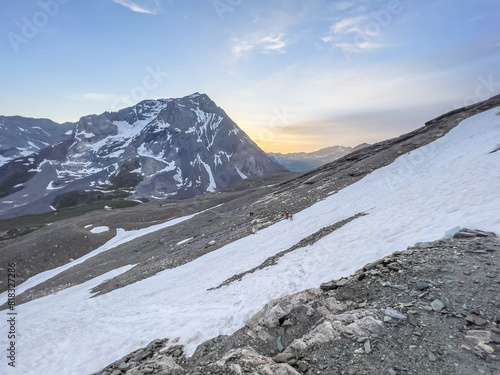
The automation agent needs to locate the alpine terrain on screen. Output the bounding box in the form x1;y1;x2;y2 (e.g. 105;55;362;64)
0;93;285;219
268;144;369;172
0;94;499;375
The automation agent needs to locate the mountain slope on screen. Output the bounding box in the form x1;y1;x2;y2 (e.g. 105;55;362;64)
0;93;285;218
1;96;499;374
0;116;73;167
268;143;369;172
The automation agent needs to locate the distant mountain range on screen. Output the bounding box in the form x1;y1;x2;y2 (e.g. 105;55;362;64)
268;143;370;172
0;93;285;218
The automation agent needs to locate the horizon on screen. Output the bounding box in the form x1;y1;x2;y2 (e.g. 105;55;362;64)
2;0;500;152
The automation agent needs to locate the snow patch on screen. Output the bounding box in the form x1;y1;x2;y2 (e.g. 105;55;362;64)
177;237;193;246
235;167;247;179
91;226;109;233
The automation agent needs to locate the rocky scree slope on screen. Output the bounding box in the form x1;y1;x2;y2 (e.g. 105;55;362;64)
3;94;500;305
0;93;285;218
94;228;500;375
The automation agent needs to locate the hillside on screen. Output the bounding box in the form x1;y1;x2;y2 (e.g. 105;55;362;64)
0;94;499;374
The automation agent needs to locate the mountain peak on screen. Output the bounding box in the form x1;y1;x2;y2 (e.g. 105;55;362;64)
0;93;285;218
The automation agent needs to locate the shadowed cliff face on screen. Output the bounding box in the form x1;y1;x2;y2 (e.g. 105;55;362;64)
0;93;285;218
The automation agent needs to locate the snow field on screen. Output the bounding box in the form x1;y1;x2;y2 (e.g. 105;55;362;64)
0;212;199;305
1;108;499;375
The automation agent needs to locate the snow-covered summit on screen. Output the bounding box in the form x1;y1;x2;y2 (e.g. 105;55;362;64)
0;94;285;218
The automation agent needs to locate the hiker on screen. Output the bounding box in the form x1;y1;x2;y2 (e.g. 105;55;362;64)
289;213;294;221
285;212;289;220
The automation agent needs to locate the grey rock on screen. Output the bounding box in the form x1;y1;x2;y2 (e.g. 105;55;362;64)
387;263;402;271
320;281;338;291
465;330;492;346
133;350;151;362
465;315;488;326
277;336;284;352
118;362;130;371
336;278;349;287
407;312;419;327
430;299;445;312
358;316;389;335
156;358;184;373
416;281;429;290
364;340;372;354
298;361;309;372
384;308;406;320
453;230;476;239
273;352;295;363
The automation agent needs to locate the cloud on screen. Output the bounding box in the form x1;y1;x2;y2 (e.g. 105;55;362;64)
231;34;289;59
231;40;256;58
70;93;120;101
335;40;388;52
111;0;160;14
330;16;367;34
322;10;396;56
336;2;355;11
260;34;288;53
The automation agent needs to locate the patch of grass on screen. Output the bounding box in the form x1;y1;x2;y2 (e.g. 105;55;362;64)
0;199;141;241
0;170;36;198
109;159;143;189
51;190;130;209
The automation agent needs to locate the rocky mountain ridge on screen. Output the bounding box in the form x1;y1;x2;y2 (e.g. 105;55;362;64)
268;143;370;172
0;93;285;218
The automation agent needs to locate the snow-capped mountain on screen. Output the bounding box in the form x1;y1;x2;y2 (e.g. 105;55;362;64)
268;143;369;172
0;93;285;218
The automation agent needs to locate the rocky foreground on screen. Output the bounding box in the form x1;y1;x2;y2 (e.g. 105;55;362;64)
94;228;500;375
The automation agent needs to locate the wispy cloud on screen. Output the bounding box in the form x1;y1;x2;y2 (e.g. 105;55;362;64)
70;93;121;101
330;16;368;34
260;34;288;53
336;2;355;11
322;9;396;57
111;0;160;15
231;34;289;59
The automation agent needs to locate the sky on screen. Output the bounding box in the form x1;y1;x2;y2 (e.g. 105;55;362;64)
1;0;500;152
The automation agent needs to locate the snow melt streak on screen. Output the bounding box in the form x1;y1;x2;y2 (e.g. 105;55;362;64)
3;109;500;375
